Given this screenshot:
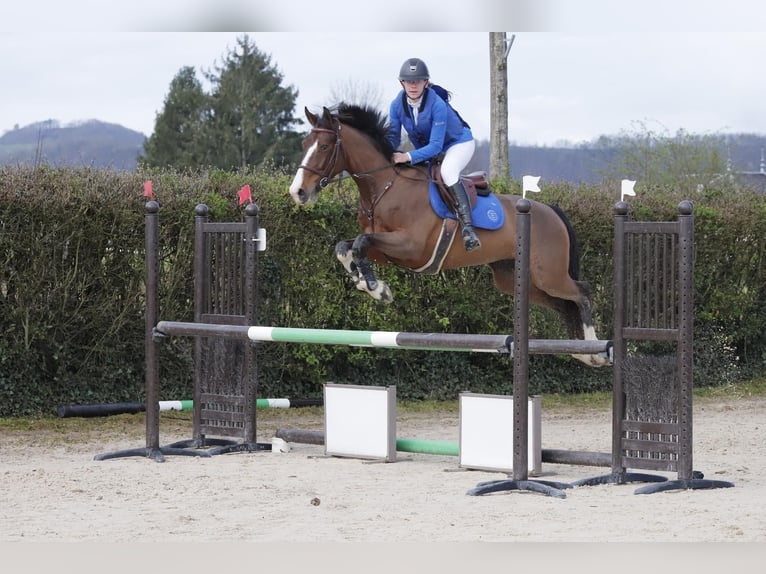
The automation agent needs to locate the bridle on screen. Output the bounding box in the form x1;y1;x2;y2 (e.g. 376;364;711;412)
298;125;344;190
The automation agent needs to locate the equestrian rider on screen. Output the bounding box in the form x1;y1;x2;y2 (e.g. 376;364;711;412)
386;57;481;252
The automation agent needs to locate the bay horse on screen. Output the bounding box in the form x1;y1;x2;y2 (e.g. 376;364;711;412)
288;103;608;367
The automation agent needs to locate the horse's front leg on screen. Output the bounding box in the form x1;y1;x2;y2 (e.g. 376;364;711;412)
335;239;361;285
350;233;393;303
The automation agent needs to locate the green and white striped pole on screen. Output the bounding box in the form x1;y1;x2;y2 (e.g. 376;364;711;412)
57;397;322;418
246;326;512;353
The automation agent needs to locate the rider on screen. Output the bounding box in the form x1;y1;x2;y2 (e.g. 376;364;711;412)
387;57;481;252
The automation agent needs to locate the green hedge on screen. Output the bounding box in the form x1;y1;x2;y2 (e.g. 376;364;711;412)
0;165;763;416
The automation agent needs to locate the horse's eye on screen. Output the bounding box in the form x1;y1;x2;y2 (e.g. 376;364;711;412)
319;144;329;151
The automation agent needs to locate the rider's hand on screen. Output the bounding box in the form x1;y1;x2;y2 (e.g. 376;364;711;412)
392;152;411;164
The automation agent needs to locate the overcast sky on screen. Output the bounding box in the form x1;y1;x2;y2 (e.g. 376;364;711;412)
2;1;765;146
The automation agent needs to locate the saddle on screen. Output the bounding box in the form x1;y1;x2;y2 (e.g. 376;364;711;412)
429;161;490;211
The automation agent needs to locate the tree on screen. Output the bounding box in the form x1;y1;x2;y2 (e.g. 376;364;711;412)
603;122;731;194
139;66;209;169
140;35;304;171
328;78;384;111
204;35;303;170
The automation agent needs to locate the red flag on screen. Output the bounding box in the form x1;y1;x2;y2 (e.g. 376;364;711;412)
143;180;154;200
237;184;253;206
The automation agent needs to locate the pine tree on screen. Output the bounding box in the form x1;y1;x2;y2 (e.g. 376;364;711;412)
204;34;302;170
140;35;304;171
139;66;209;169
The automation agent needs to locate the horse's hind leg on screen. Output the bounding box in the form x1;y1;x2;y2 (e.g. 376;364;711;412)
527;278;594;341
489;260;608;367
531;283;610;367
569;279;599;341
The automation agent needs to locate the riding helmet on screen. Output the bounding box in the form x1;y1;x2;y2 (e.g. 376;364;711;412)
398;58;430;81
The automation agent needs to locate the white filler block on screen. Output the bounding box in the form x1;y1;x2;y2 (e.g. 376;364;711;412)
324;383;397;462
458;393;542;475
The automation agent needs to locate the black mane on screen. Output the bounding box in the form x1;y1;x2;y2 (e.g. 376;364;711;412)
332;102;395;160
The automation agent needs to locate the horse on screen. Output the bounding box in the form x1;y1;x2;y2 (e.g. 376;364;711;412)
288;103;608;367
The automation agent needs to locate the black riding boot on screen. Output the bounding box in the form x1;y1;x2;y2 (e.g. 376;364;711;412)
448;181;481;251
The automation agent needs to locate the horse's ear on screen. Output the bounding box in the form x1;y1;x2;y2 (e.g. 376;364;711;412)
305;107;318;126
322;107;334;124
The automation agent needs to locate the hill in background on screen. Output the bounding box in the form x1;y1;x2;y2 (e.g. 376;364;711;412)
0;120;146;172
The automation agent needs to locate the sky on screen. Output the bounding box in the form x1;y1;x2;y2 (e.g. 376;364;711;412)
2;1;766;147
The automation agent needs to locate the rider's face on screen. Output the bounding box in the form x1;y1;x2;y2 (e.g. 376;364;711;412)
401;79;427;100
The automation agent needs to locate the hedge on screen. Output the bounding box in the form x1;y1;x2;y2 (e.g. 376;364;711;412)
0;165;763;416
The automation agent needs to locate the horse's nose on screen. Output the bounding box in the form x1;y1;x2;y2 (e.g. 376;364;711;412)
289;186;306;205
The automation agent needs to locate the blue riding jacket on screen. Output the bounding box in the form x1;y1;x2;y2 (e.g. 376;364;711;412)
387;86;473;165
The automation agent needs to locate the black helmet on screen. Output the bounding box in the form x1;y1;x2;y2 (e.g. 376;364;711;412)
398;58;430;81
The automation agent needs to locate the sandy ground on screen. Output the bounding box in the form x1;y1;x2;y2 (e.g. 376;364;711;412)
1;396;764;546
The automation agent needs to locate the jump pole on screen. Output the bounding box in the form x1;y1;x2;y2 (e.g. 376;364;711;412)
275;428;459;456
275;428;612;465
58;397;322;418
154;322;610;357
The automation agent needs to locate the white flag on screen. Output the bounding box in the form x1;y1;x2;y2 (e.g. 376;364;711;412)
522;175;541;198
621;179;636;202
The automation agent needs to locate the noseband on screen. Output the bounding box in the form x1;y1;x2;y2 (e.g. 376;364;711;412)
299;125;343;189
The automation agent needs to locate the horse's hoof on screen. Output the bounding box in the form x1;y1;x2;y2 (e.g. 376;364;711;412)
369;283;393;303
380;285;393;304
357;279;391;303
572;353;611;368
589;354;611;368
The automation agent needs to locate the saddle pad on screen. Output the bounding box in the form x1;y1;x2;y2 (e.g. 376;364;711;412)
429;182;505;230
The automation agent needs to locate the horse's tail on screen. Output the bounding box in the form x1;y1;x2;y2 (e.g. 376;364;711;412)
548;203;590;339
549;203;580;280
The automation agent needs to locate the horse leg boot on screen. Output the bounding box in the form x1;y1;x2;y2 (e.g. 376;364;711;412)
448;181;481;251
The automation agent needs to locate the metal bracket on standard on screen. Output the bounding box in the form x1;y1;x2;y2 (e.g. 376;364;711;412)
466;478;573;499
151;327;167;343
94;446;212;463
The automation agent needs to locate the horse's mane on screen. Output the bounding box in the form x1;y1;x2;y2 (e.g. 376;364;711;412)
328;102;395;160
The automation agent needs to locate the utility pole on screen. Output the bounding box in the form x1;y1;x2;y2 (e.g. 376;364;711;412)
489;32;515;181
